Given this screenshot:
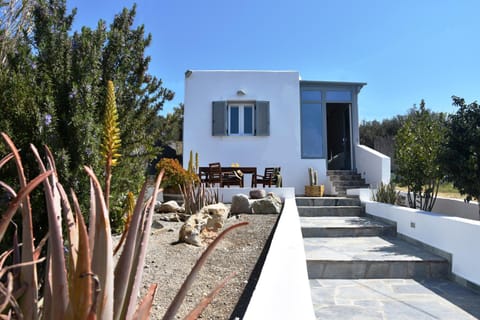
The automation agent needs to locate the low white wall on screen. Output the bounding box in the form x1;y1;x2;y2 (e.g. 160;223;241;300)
433;196;479;221
355;144;390;188
365;201;480;286
216;188;315;320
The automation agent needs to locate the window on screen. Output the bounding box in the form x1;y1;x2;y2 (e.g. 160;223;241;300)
228;104;254;135
212;101;269;136
300;88;324;158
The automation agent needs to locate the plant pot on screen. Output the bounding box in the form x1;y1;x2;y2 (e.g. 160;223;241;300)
305;185;324;197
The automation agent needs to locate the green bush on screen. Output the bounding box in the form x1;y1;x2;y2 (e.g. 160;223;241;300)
373;182;400;205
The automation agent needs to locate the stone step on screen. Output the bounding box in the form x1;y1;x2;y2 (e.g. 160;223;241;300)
331;180;369;187
304;236;449;279
327;170;358;175
328;175;365;181
301;216;396;237
296;197;361;207
298;206;364;217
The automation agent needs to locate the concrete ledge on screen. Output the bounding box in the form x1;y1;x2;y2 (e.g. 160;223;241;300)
243;196;316;319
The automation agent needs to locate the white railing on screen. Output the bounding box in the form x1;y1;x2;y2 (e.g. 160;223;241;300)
355;144;390;188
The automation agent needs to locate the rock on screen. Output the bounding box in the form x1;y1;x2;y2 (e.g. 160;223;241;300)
179;203;230;246
249;189;266;199
251;193;282;214
231;194;252;214
156;200;182;213
201;203;230;230
152;219;164;229
179;213;208;246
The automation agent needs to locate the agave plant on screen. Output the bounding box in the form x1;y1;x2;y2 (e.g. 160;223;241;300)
0;133;247;319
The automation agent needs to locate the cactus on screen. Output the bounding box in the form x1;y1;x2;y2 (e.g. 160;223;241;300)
308;168;319;186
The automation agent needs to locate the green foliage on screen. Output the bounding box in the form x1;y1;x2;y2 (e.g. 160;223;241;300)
156;158;199;191
360;115;407;148
394;100;446;211
0;0;173;236
373;182;399;204
441;96;480;216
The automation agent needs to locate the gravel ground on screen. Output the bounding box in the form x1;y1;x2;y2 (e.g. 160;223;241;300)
140;212;279;319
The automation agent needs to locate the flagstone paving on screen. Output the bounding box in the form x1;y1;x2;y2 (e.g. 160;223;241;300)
298;196;480;319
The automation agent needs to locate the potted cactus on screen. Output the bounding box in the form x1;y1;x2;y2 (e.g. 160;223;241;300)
305;167;324;197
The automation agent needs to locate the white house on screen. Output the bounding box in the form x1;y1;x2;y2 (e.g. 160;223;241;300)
183;70;390;195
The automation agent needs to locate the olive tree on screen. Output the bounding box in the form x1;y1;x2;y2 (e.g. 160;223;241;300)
395;100;446;211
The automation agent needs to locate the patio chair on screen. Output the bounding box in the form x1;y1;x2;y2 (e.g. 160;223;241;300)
207;162;223;187
222;169;244;188
255;167;281;187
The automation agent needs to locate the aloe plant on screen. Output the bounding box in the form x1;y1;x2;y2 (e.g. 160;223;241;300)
0;133;248;319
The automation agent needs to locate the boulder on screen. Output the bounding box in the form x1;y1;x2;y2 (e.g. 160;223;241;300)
178;213;207;246
231;194;252;214
251;193;282;214
179;203;230;246
201;203;230;230
249;189;266;199
156;200;182;213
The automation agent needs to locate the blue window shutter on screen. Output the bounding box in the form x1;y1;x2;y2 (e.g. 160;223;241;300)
255;101;270;136
212;101;227;136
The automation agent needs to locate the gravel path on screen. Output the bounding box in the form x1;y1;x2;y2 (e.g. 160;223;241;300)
140;213;279;319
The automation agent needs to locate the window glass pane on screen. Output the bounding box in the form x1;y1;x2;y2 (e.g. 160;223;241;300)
244;106;253;134
326;90;352;101
230;106;239;134
301;103;324;158
301;90;322;101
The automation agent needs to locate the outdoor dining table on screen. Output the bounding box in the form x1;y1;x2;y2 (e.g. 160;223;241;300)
199;166;257;187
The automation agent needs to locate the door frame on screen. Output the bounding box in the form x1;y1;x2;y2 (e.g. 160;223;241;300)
326;102;353;170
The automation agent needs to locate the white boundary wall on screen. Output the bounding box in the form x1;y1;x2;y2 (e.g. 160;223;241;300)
355;144;390;188
365;201;480;286
216;188;316;320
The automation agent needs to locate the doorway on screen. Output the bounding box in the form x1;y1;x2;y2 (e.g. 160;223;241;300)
326;103;352;170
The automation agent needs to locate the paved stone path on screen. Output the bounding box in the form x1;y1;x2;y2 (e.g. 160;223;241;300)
297;196;480;319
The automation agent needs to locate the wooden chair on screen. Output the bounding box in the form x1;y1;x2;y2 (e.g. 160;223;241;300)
222;169;244;188
207;162;223;187
255;167;281;187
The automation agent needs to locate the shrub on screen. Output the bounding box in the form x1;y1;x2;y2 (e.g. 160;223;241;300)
156;158;199;191
373;182;400;204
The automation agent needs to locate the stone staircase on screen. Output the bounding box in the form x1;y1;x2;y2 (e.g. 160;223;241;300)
327;170;369;196
297;196;480;319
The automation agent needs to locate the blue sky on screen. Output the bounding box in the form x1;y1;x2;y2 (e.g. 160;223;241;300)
67;0;480;120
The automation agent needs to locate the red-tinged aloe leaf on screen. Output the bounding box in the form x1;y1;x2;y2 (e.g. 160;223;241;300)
0;152;14;169
84;166;114;320
131;284;158;320
0;170;53;241
0;181;16;199
162;222;249;320
184;272;236;320
31;144;69;318
0;273;14;314
69;208;93;320
2;133;38;320
33;232;49;261
0;248;14;269
56;182;79;269
88;179;96;258
123;170;165;320
113;182;149;320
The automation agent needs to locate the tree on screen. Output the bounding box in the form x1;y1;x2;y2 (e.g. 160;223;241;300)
395;100;446;211
0;0;173;233
441;96;480;216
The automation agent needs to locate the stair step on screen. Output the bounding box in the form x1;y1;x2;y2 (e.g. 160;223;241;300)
327;170;357;175
304;236;449;279
301;216;396;237
296;197;361;207
298;206;364;217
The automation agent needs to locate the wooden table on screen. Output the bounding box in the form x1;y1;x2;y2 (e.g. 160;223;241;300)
199;166;257;187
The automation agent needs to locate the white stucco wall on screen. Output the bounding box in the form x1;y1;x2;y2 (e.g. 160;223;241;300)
184;70;327;194
355;144;391;187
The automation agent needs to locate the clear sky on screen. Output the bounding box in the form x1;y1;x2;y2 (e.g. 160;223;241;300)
67;0;480;120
